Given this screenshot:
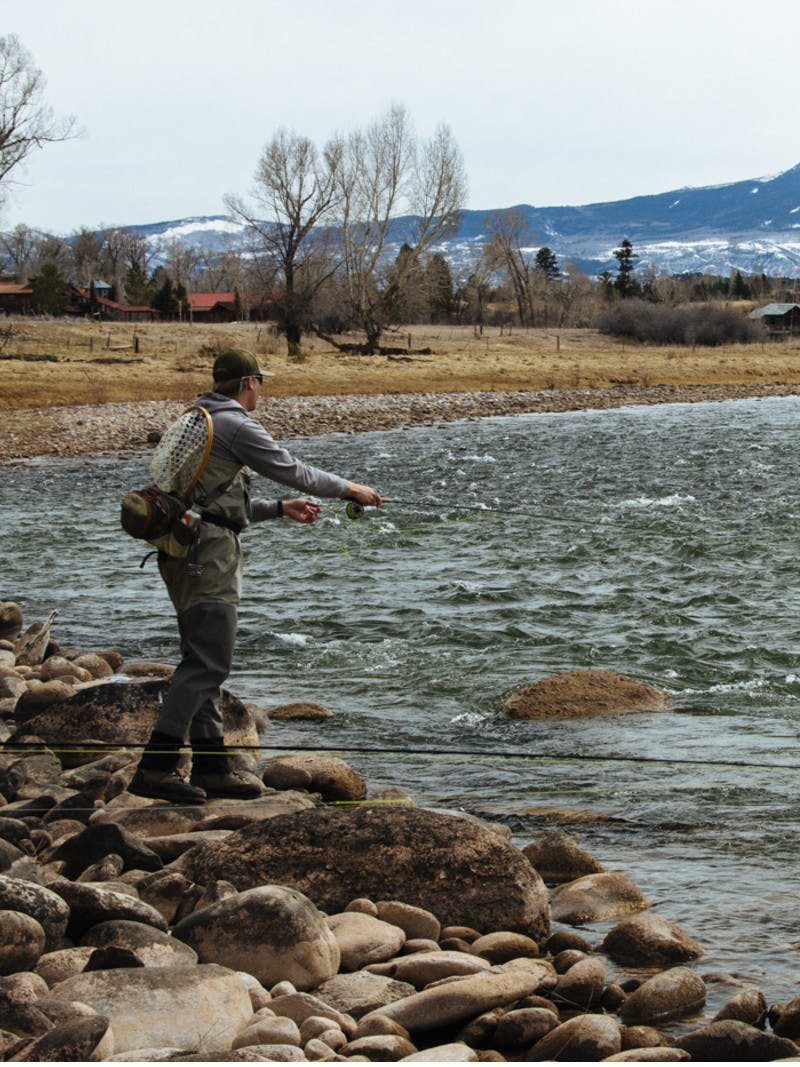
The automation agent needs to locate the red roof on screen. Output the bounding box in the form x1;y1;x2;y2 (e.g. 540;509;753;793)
186;292;236;311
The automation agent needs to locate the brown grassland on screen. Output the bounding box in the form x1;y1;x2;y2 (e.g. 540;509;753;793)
2;318;800;410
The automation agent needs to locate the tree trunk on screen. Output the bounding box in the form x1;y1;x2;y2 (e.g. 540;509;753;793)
285;321;303;362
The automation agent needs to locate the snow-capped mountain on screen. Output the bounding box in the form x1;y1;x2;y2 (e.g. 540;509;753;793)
129;163;800;278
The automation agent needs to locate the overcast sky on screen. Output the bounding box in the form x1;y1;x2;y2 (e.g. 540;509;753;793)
3;0;798;235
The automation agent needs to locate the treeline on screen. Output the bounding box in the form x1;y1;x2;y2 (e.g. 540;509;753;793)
2;187;795;352
0;36;793;353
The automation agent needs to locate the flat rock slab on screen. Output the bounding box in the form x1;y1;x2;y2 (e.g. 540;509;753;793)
51;963;252;1054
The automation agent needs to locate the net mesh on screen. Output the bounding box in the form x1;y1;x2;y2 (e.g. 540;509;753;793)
149;406;213;497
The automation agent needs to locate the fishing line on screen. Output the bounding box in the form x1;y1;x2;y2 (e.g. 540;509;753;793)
345;498;744;547
5;740;799;773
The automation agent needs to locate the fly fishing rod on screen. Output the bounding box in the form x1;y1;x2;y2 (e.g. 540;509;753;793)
344;497;740;545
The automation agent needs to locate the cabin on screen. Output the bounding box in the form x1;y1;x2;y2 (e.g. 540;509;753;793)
748;303;800;337
71;286;156;322
185;292;237;323
0;283;33;314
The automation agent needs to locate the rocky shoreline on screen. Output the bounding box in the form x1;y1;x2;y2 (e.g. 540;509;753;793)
2;603;800;1061
2;382;799;462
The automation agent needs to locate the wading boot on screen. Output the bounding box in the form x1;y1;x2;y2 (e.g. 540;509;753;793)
190;737;266;799
128;730;206;804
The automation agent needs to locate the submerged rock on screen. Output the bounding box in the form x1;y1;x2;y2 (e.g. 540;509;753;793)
502;668;668;719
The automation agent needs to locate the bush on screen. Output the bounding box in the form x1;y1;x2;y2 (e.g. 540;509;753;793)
598;300;762;346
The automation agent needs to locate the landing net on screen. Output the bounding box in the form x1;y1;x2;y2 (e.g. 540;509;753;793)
149;405;213;498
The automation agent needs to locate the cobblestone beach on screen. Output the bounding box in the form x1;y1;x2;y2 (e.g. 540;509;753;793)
2;381;798;461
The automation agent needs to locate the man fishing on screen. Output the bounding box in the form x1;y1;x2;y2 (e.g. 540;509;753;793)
129;348;382;803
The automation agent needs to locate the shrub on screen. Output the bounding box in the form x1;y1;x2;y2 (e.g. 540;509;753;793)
598;300;762;346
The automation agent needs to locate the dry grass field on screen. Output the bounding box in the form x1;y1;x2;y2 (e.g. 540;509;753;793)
2;318;800;411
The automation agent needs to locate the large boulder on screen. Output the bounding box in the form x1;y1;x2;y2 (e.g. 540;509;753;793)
51;964;252;1054
13;679;259;768
181;806;550;941
172;885;340;991
502;669;667;719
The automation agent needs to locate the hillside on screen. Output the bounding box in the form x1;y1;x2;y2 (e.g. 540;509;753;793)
123;163;800;279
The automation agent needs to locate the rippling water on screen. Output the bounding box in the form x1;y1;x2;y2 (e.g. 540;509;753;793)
3;395;800;1011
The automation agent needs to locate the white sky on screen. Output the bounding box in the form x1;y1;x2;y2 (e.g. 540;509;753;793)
3;0;799;235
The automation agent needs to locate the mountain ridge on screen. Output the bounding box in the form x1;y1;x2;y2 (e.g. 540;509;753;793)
126;162;800;278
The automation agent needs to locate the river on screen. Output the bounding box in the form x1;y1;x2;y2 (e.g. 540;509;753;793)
3;394;800;1014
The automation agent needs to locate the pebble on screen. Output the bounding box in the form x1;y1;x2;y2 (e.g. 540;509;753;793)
5;382;800;461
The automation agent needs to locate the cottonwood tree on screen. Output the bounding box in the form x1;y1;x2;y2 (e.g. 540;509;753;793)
482;208;535;327
0;35;77;206
328;104;466;352
227;129;340;358
0;222;41;279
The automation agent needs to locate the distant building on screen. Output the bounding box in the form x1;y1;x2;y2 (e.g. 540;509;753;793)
186;292;237;323
71;286;156;322
748;303;800;337
0;283;33;315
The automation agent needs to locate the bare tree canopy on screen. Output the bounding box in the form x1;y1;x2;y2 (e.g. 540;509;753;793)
332;104;467;351
0;34;78;201
226;128;340;357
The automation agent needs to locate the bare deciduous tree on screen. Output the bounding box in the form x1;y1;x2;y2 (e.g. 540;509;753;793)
0;222;40;279
0;34;78;204
482;208;536;327
226;128;340;358
330;104;466;352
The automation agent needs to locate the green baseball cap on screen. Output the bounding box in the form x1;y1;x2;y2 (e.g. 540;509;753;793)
212;348;274;385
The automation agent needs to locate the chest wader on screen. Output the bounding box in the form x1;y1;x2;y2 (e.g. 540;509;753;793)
129;456;264;802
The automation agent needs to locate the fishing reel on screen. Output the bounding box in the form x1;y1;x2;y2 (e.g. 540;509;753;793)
345;500;365;520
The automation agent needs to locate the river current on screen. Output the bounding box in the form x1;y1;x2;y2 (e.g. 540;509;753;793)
2;395;800;1013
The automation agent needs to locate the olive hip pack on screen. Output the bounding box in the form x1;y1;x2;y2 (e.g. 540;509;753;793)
120;405;213;559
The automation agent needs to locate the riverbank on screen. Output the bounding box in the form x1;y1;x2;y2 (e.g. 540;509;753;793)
2;603;800;1060
2;380;799;461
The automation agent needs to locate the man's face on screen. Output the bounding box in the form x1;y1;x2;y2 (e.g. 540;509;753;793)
241;374;262;411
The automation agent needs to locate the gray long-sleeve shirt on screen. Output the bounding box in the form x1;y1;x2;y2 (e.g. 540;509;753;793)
197;392;350;522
